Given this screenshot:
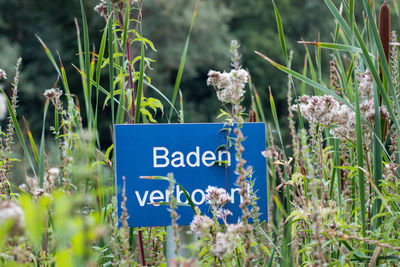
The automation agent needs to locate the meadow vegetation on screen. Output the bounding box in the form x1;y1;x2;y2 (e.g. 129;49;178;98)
1;0;400;266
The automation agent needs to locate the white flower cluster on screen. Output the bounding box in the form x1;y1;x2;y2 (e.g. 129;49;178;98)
20;167;59;198
44;88;62;100
358;70;374;100
0;201;25;236
293;71;389;146
207;69;248;104
190;214;242;257
94;0;108;17
190;215;213;235
189;186;243;257
211;222;243;257
205;186;231;206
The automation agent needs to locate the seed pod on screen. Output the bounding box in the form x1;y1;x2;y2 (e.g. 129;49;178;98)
379;0;390;64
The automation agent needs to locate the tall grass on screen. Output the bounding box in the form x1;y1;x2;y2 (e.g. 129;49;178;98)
0;0;400;266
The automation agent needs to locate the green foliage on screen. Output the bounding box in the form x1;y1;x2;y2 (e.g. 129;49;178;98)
1;0;400;266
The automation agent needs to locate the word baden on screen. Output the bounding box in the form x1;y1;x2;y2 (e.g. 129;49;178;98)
115;123;267;227
153;146;231;168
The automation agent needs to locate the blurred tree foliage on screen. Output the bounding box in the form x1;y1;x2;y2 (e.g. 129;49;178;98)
141;0;233;122
0;0;102;133
0;0;334;137
226;0;334;129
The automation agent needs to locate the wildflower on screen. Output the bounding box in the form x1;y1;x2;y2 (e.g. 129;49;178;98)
212;232;229;257
207;68;249;104
48;167;60;178
296;95;340;125
261;146;279;159
190;215;213;235
45;167;59;190
26;176;48;198
217;208;232;221
206;70;220;86
227;222;242;236
357;70;374;100
0;94;8;120
0;201;25;236
0;69;6;80
232;69;249;85
43;88;62;100
292;72;389;147
94;0;108;17
205;186;231;206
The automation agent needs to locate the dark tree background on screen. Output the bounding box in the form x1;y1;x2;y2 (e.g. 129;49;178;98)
0;0;336;143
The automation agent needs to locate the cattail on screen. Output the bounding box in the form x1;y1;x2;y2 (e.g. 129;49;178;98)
248;110;257;122
379;0;391;64
379;0;390;140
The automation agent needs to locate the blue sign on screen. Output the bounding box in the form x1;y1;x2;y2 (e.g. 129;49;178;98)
115;123;267;227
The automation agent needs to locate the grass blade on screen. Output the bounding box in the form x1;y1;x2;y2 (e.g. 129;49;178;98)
324;0;352;40
39;100;50;188
269;87;284;151
79;0;92;129
134;40;145;124
108;0;115;127
272;0;288;64
354;72;366;238
94;23;109;147
1;89;36;177
23;118;40;166
168;0;198;121
255;51;353;109
35;35;61;77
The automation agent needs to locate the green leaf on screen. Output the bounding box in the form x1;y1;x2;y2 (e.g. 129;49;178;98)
135;40;145;123
1;89;36;177
39;100;50;188
168;0;198;121
272;0;288;64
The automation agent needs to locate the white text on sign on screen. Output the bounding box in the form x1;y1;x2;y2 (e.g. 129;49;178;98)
153;146;231;168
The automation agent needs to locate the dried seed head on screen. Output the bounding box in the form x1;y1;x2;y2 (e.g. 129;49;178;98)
207;68;248;104
217;208;232;220
44;88;62;100
330;60;340;91
211;232;230;257
190;215;213;235
0;69;7;80
205;186;231;206
94;0;108;17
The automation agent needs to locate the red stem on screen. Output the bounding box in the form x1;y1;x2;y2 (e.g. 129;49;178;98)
138;229;146;266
